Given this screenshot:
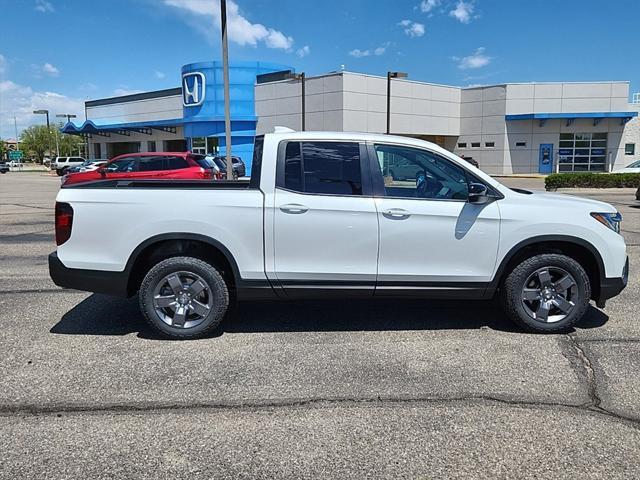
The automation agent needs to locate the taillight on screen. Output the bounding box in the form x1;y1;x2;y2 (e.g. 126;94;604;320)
55;202;73;246
200;167;213;179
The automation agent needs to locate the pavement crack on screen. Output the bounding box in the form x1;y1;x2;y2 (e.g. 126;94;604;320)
564;333;601;408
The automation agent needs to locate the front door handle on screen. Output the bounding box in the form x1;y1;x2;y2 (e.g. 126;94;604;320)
280;203;309;214
382;208;411;220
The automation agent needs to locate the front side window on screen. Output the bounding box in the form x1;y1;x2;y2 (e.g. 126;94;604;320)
374;144;469;200
281;141;362;196
106;157;137;173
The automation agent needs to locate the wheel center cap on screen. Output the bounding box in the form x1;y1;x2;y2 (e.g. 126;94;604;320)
178;293;190;305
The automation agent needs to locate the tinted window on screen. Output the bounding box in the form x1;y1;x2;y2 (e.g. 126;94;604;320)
374;144;469;200
138;156;165;172
195;157;216;169
284;142;303;192
166;156;189;170
249;135;264;189
281;141;362;195
106;157;137;173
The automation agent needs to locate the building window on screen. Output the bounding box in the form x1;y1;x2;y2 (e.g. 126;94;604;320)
485;142;495;148
625;143;636;155
458;142;467;148
558;132;607;172
471;142;480;148
93;143;102;159
191;137;206;155
515;141;527;148
147;141;156;152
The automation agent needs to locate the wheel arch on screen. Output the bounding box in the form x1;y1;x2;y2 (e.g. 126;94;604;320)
124;233;242;297
491;235;605;301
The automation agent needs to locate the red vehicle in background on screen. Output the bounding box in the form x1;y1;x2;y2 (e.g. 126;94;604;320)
62;152;219;186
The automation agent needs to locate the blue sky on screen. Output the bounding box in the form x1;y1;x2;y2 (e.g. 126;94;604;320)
1;0;639;138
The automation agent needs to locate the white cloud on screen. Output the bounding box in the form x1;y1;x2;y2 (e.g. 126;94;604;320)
113;87;144;96
374;46;386;56
398;20;425;37
419;0;440;13
449;0;474;23
0;54;6;75
163;0;294;50
296;45;310;58
35;0;54;12
0;79;84;138
154;70;166;79
42;62;59;77
348;48;370;58
453;47;491;69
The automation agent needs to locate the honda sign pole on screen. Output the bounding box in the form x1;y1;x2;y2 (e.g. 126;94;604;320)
220;0;233;180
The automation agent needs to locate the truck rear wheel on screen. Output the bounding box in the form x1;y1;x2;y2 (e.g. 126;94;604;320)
138;256;229;339
501;253;591;333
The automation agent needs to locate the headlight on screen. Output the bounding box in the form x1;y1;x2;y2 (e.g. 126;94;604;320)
590;212;622;234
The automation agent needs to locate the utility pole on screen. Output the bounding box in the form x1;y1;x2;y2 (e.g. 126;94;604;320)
220;0;233;180
14;116;19;151
33;109;52;161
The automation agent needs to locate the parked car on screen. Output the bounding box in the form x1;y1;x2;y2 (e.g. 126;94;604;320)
204;155;238;180
61;152;215;186
460;155;480;168
209;155;246;177
51;156;86;176
50;129;628;339
0;162;9;174
66;159;108;174
613;160;640;173
636;186;640;201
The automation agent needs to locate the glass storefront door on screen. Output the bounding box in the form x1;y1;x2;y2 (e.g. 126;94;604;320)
191;137;219;155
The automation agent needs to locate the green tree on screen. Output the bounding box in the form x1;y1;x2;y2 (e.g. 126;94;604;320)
20;125;52;163
0;138;6;161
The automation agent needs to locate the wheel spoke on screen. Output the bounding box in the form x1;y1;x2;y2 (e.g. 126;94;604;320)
536;301;551;322
554;275;575;293
522;288;540;301
553;296;574;313
536;269;552;287
172;306;188;327
154;295;175;308
188;280;207;297
190;300;210;317
166;274;184;295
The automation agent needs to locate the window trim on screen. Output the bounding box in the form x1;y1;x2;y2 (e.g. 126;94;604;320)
365;141;503;202
275;139;373;198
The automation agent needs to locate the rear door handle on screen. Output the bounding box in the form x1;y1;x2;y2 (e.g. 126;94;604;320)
280;203;309;214
382;208;411;220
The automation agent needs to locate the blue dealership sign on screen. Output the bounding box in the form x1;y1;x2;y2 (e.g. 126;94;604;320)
182;72;206;107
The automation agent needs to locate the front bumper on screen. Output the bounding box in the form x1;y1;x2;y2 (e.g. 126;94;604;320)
596;256;629;306
49;252;130;297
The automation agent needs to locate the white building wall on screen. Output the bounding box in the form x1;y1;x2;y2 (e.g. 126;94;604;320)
86;95;182;124
621;103;640;168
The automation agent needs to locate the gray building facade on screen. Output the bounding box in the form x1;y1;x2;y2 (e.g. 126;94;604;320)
256;71;639;175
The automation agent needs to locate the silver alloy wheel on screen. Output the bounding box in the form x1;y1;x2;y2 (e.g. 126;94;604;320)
521;267;578;323
152;270;214;328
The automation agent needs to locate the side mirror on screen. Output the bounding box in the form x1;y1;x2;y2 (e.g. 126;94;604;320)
468;182;489;204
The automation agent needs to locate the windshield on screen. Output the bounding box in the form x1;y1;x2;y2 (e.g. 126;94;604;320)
627;160;640;168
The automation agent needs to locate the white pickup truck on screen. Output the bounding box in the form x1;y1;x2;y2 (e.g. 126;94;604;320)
49;129;629;339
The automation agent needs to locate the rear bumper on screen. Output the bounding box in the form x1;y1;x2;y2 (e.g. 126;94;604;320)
49;252;130;297
596;256;629;305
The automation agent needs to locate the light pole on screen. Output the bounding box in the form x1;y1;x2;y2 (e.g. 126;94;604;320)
386;71;408;134
220;0;233;180
33;109;53;161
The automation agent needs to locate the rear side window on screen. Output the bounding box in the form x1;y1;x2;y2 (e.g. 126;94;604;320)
281;141;362;196
166;156;189;170
138;156;166;172
249;135;264;189
194;157;216;169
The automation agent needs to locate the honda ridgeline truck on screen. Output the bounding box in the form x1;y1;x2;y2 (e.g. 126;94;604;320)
49;128;629;339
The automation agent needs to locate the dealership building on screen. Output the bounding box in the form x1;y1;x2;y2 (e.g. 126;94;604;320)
62;61;639;175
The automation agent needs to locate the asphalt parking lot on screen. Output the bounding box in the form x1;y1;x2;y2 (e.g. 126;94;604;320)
1;172;639;479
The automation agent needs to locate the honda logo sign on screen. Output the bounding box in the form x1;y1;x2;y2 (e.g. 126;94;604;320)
182;72;206;107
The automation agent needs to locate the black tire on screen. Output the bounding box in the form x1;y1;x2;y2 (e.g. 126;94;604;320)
501;253;591;333
138;256;229;339
56;169;65;176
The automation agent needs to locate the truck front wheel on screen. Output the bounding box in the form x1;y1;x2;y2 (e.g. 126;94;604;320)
501;253;591;333
138;256;229;339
